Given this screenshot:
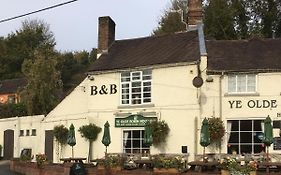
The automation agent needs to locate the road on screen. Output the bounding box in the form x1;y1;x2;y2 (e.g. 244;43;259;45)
0;160;22;175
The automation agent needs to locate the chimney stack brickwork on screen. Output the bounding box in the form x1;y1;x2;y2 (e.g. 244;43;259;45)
98;16;116;54
188;0;203;26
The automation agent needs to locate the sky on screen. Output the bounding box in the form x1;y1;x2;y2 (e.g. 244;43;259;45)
0;0;171;52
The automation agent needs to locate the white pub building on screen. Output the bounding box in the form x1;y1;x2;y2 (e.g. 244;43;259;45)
1;0;281;163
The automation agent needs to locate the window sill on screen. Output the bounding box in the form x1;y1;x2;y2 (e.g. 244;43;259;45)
118;103;155;109
224;92;260;97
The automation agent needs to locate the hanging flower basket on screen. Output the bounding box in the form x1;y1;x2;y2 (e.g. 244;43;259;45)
208;117;225;146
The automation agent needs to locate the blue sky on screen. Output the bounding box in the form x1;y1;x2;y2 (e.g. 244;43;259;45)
0;0;171;52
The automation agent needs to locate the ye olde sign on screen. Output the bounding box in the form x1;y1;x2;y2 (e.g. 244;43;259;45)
115;114;157;127
228;99;277;109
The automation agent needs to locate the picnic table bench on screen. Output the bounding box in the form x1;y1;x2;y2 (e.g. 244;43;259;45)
257;161;281;173
134;159;153;169
60;157;86;163
188;160;219;172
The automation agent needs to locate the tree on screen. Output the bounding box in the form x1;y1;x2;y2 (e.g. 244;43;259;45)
78;123;102;162
21;48;62;115
204;0;238;39
0;19;56;80
152;0;187;35
154;0;281;39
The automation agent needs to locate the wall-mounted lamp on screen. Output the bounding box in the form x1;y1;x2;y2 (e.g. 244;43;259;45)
206;76;214;82
87;75;95;81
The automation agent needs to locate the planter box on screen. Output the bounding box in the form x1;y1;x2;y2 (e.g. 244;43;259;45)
153;168;178;173
221;170;256;175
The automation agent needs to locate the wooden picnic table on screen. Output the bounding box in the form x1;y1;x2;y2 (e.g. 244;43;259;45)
134;159;153;169
188;160;219;172
257;161;281;173
60;157;86;163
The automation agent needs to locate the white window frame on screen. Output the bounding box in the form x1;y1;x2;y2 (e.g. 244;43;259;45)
227;120;264;154
122;129;150;154
120;70;152;105
227;74;257;94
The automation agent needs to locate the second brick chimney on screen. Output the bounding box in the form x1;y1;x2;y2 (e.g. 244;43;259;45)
188;0;203;26
98;16;115;55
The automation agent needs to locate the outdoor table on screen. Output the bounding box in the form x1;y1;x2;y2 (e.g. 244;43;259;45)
257;162;281;173
134;159;153;169
60;157;86;163
188;160;219;172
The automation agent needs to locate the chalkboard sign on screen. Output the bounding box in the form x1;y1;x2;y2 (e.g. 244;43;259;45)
273;137;281;150
70;163;86;175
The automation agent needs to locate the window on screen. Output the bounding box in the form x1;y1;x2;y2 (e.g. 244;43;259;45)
31;129;36;136
121;70;152;105
228;74;256;93
227;120;265;154
123;130;150;154
19;130;24;136
26;130;30;136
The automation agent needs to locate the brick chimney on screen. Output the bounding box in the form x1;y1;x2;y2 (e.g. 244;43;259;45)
98;16;115;54
188;0;203;26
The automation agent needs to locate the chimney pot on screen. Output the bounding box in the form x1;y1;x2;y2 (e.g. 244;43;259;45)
98;16;115;55
188;0;203;26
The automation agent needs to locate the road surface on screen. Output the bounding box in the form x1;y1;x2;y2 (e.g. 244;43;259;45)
0;160;22;175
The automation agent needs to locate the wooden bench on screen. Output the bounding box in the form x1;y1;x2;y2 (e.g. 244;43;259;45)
257;161;281;173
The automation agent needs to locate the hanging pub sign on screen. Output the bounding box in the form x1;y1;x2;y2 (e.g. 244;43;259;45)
115;114;157;127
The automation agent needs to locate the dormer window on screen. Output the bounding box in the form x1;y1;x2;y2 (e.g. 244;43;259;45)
121;70;152;105
228;74;257;93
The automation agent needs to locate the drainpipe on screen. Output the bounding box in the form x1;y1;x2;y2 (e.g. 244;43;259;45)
219;72;224;156
219;72;224;119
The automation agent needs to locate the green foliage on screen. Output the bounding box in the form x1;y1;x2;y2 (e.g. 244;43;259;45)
101;154;122;168
35;153;47;167
79;123;102;162
152;0;187;35
154;0;281;39
20;154;33;162
21;48;62;115
0;19;94;113
208;117;225;146
153;154;185;170
219;157;257;173
0;103;28;118
0;19;55;80
149;120;170;147
204;0;237;40
53;125;69;145
78;123;102;142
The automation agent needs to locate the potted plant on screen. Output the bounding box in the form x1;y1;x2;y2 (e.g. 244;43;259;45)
35;153;47;168
96;154;123;172
152;154;185;173
149;120;170;147
219;157;257;175
78;123;102;162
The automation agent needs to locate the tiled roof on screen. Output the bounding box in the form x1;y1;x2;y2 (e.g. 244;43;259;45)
0;78;27;94
206;38;281;73
88;31;201;72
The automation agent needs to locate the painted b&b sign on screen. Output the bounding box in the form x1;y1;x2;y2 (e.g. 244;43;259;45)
90;84;117;95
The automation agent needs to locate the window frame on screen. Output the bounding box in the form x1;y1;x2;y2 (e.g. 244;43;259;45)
227;74;257;94
122;129;150;154
227;119;265;154
120;70;152;105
